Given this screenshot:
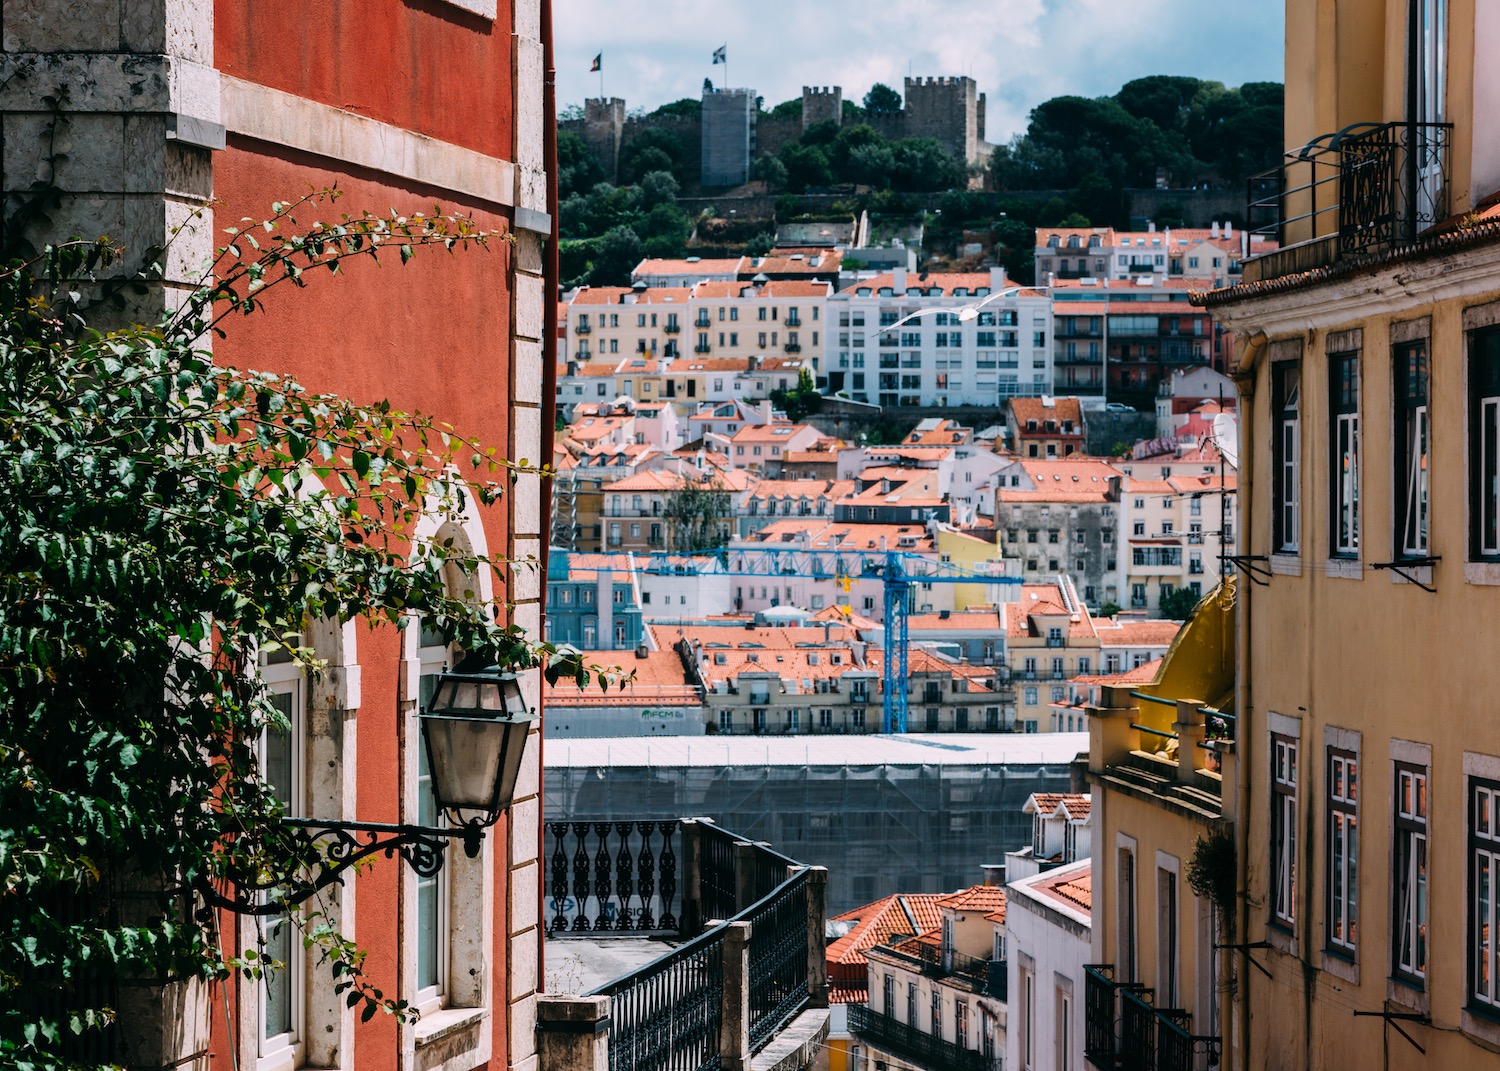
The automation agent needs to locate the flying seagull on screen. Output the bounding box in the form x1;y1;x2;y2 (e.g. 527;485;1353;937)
877;284;1028;336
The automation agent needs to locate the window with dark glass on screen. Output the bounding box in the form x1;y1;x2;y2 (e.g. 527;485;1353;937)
1471;327;1500;559
1471;779;1500;1011
1273;362;1302;552
1327;749;1358;956
1395;341;1430;557
1393;762;1429;986
1329;351;1360;556
1271;735;1298;928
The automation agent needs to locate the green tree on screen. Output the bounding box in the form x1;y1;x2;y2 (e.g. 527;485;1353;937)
557;130;604;200
845;142;896;188
620;146;673;184
638;203;692;258
768;98;803;120
638;169;680;209
743;231;774;257
619;127;685;183
663;478;732;553
863;82;902;114
889;138;965;192
588;224;645;285
648;97;702;120
778;143;834;193
0;192;606;1068
769;368;822;422
754;153;788;191
1159;586;1203;620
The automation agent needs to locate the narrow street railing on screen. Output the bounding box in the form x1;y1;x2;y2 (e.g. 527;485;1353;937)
542;819;828;1071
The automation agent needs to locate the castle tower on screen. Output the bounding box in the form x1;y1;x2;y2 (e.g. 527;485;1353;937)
902;75;983;165
701;87;757;187
583;97;627;182
802;85;843;131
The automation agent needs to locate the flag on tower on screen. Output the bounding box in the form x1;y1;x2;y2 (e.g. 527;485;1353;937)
711;45;726;65
590;52;602;72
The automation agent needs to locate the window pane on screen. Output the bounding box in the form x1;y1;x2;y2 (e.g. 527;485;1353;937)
417;671;444;994
263;913;293;1044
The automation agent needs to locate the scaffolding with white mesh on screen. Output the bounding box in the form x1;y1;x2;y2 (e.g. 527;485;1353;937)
543;733;1084;914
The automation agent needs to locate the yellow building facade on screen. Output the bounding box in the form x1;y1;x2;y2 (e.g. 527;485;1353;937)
1198;3;1500;1067
1084;583;1236;1071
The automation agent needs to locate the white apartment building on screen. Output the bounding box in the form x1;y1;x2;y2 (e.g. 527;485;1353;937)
1116;472;1237;613
826;267;1054;406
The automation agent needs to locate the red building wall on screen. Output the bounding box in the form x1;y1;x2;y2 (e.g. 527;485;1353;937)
206;2;538;1070
216;0;516;161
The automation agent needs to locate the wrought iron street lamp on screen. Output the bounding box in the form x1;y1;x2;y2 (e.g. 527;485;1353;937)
419;655;538;857
201;655;538;916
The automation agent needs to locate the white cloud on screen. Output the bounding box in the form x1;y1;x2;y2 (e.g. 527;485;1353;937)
556;0;1283;143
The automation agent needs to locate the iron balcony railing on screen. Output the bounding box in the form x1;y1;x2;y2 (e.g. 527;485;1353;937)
1119;987;1158;1071
847;1004;993;1071
1247;120;1452;279
881;940;1006;995
545;819;825;1071
1083;965;1218;1071
1156;1009;1222;1071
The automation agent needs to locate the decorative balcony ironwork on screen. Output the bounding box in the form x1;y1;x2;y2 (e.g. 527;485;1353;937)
664;322;682;334
882;939;1005;993
694;343;712;354
1118;987;1158;1071
574;322;592;334
1247;120;1452;280
784;343;802;353
544;819;825;1071
847;1004;993;1071
1157;1008;1222;1071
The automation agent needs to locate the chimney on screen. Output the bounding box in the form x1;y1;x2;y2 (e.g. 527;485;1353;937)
893;266;907;292
1147;221;1156;233
981;863;1006;887
1211;221;1221;239
1223;221;1233;239
989;265;1007;291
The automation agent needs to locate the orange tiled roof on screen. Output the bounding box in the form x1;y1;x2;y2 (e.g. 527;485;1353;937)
691;279;832;299
839;271;1024;298
543;649;701;706
826;893;946;1000
1041;864;1092;913
937;884;1007;920
1095;618;1182;648
1028;792;1092;821
1010;396;1085;432
634;257;747;277
568;285;693;306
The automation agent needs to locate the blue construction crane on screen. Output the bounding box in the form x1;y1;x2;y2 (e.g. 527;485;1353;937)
639;548;1023;734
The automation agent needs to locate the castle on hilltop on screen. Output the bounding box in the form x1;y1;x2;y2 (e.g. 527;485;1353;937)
570;76;994;190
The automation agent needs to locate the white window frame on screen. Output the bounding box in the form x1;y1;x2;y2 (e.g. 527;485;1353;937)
1271;734;1298;928
257;656;306;1071
415;636;452;1013
1328;748;1360;956
1116;835;1138;981
1330;350;1360;556
1156;854;1180;1010
1393;757;1429;987
1274;361;1301;553
1473;776;1500;1009
1019;958;1036;1071
1395;338;1431;557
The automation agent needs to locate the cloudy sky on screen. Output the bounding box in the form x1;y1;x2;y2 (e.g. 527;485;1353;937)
554;0;1285;143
